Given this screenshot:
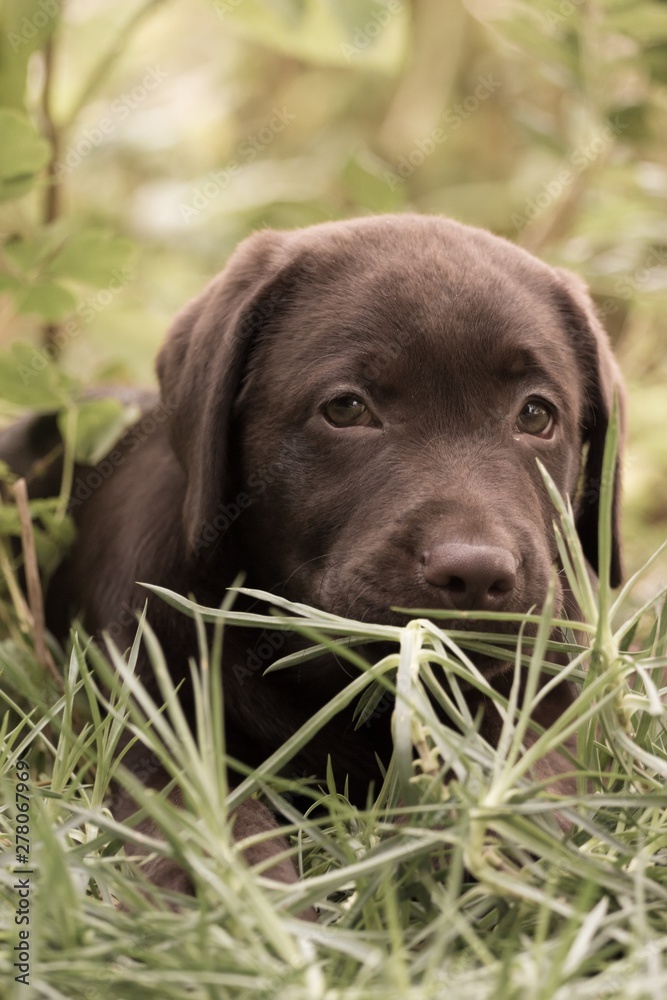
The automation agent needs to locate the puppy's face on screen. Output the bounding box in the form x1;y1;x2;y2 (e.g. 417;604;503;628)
232;219;588;629
158;215;622;656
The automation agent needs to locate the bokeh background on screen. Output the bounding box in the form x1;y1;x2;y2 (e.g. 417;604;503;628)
1;0;666;586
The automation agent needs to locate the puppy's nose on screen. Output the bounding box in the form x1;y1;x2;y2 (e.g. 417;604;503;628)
421;542;518;611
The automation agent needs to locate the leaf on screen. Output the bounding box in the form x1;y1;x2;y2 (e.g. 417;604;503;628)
0;497;63;535
0;459;17;483
31;526;65;577
47;231;135;287
0;342;76;409
17;280;76;321
0;499;73;574
342;149;406;213
0;1;61;109
4;236;43;274
0;109;50;180
3;224;68;274
0;174;39;203
58;399;141;466
0;272;22;295
36;507;77;559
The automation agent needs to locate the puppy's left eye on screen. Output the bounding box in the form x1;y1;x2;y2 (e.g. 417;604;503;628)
516;399;554;437
323;394;373;427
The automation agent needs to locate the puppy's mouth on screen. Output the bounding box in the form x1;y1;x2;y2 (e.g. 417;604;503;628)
261;599;522;686
389;611;537;674
349;601;546;636
358;637;514;674
311;561;560;639
280;570;561;678
327;607;545;684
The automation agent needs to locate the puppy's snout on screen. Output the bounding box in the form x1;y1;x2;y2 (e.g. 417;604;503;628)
421;542;518;611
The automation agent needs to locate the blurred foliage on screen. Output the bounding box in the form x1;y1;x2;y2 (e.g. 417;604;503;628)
0;0;665;586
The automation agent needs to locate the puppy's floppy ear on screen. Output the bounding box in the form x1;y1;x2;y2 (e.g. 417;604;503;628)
156;228;298;556
554;270;625;587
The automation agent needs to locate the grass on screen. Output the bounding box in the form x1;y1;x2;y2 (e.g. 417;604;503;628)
1;421;667;999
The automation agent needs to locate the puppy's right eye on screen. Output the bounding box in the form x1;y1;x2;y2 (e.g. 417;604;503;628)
323;395;373;427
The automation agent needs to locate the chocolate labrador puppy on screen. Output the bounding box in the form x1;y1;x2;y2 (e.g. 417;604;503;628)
1;214;624;895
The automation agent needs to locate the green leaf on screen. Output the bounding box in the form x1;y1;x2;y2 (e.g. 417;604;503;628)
0;109;50;181
17;280;76;321
0;1;61;109
3;225;68;274
0;496;73;574
0;342;76;409
342;149;406;213
4;236;43;273
0;496;66;533
0;505;21;535
0;272;22;295
58;398;141;466
0;459;17;483
35;508;77;569
0;173;39;203
47;231;135;287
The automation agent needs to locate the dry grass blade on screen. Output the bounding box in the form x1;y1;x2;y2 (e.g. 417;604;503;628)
11;477;60;685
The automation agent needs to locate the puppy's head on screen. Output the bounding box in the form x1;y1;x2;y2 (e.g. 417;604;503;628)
157;215;624;638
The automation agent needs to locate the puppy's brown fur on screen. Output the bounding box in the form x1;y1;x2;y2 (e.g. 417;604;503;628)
1;214;624;893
